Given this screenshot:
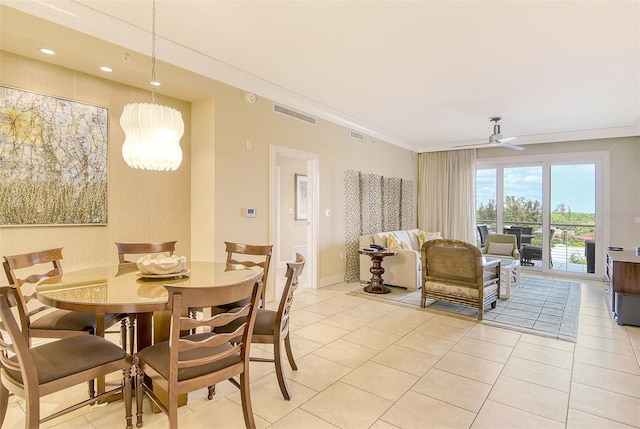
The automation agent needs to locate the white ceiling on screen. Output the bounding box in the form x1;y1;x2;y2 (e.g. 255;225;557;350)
2;1;639;153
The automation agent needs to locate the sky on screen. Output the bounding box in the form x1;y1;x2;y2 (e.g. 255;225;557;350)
476;164;596;214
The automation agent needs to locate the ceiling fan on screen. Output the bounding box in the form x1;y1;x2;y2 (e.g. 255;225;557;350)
454;117;525;151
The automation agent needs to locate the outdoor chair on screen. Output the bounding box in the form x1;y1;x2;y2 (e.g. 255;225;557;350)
503;227;522;248
477;224;489;247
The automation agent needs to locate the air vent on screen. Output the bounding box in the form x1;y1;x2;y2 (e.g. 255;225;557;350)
350;130;364;141
273;104;317;125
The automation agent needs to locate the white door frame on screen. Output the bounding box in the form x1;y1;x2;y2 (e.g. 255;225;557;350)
269;145;319;300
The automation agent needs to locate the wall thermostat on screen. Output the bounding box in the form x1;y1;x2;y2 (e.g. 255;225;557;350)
246;208;256;218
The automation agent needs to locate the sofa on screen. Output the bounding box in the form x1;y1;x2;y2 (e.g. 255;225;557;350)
359;229;441;291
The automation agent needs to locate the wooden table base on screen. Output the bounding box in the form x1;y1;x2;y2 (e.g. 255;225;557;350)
360;251;396;294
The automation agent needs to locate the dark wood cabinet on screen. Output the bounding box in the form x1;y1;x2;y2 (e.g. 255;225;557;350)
604;250;640;326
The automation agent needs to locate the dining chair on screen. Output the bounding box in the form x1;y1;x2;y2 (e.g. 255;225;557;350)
3;247;128;397
114;241;177;353
249;253;305;400
224;241;273;308
115;241;177;264
134;277;263;429
0;286;133;429
209;254;305;401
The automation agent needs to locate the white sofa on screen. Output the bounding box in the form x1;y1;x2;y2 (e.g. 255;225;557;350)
359;229;440;292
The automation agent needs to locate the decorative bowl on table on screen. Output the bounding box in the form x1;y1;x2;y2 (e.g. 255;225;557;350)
136;254;187;276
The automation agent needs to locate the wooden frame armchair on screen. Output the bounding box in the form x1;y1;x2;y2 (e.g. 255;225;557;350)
134;277;263;429
421;239;500;321
0;286;133;428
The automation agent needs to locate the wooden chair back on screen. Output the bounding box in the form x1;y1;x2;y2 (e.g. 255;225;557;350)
0;286;133;428
2;248;65;337
134;277;263;428
252;253;305;401
115;241;177;264
225;241;273;306
423;239;483;288
260;253;305;344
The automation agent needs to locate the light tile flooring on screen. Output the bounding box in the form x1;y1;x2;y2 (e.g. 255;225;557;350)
4;277;640;428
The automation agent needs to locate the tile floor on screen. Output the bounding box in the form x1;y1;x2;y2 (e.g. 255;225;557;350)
3;276;640;429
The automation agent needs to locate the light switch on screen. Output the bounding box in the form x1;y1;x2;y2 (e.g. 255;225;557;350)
325;209;331;217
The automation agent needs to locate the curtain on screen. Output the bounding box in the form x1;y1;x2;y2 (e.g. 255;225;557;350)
418;149;476;243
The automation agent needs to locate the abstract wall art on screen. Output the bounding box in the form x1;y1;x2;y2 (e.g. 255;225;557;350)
0;86;108;226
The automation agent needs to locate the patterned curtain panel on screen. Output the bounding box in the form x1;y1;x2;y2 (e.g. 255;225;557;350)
344;171;414;283
360;174;383;235
383;177;402;231
400;179;415;230
344;170;362;282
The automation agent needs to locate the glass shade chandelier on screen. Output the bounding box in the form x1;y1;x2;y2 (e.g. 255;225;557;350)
120;0;184;171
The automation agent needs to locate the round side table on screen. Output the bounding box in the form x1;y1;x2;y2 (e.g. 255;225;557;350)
358;249;397;294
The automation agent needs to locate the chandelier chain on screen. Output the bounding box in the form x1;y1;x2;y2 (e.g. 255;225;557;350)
151;0;157;104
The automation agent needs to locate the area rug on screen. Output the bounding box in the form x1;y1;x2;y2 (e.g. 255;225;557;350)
349;276;581;342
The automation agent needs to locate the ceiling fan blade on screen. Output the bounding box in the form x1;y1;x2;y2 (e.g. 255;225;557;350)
497;136;519;144
500;141;525;151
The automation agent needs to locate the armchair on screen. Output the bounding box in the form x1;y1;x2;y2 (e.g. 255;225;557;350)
421;239;500;321
481;233;520;261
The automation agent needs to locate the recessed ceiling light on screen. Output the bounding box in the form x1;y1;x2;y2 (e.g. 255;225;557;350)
150;81;161;87
39;48;55;55
100;66;113;73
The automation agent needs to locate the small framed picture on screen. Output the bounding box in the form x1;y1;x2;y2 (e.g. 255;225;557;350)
295;174;308;220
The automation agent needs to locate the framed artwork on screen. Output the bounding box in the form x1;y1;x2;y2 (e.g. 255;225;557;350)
295;174;308;220
0;85;108;226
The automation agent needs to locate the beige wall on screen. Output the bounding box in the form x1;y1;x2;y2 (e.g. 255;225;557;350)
0;52;192;273
478;136;640;250
191;83;418;286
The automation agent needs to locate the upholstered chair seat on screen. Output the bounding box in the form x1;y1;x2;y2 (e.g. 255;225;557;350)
135;333;241;381
3;335;128;385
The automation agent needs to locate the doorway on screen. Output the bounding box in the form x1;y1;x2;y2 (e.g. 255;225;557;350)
270;145;319;302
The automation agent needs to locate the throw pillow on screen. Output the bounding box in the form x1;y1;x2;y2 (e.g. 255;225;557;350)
418;230;442;249
487;242;514;256
386;233;403;251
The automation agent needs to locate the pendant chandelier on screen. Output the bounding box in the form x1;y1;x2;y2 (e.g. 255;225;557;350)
120;0;184;171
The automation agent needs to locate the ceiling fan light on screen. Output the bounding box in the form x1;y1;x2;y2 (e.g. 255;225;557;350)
120;102;184;171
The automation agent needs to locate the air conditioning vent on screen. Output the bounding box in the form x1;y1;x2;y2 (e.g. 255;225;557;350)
273;104;317;125
350;130;364;141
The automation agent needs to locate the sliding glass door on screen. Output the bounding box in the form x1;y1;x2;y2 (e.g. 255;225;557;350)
549;164;596;274
476;153;606;277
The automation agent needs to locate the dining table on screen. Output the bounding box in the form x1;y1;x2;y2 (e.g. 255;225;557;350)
36;261;261;406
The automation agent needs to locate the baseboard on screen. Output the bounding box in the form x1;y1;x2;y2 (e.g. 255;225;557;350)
318;272;346;288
